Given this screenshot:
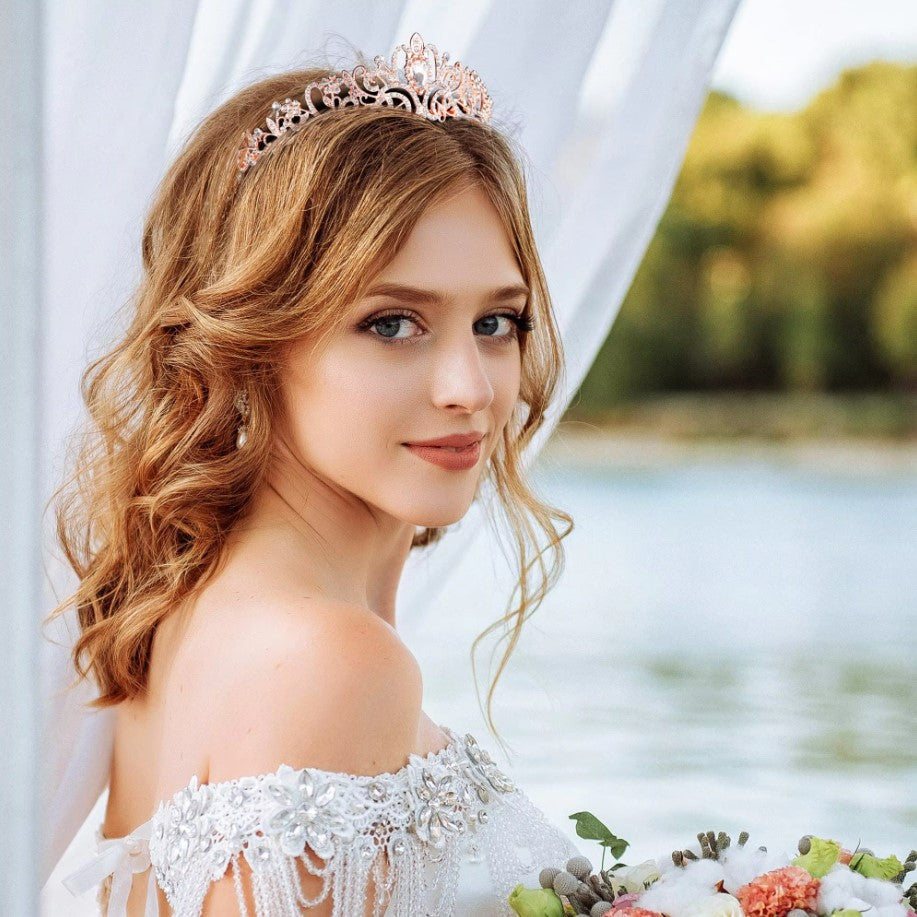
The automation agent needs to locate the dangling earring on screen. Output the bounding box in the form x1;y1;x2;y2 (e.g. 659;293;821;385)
234;390;250;449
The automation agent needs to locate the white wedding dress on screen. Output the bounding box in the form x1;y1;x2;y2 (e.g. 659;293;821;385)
62;723;581;916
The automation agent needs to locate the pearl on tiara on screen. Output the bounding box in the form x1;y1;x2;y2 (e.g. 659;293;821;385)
236;32;493;176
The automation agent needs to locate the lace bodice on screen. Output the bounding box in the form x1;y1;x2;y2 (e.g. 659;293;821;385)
63;724;581;916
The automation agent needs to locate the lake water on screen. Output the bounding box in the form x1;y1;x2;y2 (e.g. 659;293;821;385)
44;439;916;911
410;438;917;867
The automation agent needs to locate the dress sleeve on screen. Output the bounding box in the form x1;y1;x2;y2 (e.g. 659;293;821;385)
62;819;160;916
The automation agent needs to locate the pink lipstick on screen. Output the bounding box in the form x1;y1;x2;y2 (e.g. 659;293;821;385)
403;432;484;471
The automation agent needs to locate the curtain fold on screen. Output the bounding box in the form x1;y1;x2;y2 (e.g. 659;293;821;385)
38;0;740;895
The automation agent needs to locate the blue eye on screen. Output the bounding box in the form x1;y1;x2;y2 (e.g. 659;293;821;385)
370;315;418;340
357;309;533;344
475;314;517;337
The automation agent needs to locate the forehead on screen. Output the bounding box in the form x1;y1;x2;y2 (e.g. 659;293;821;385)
367;184;524;295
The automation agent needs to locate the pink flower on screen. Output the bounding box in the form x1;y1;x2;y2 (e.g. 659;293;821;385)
609;908;665;917
736;866;820;917
613;894;642;910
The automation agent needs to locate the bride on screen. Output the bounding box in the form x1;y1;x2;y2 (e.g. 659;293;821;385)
48;33;581;916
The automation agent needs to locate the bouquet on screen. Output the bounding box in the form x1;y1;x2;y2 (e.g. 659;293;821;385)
508;813;917;917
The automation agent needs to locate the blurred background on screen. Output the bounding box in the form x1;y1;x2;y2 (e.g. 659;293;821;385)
415;0;917;866
35;0;916;910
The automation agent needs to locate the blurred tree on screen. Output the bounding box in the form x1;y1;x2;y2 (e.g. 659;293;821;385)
570;61;917;414
872;254;917;385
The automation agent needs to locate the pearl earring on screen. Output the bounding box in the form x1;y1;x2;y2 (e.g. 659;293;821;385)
234;390;250;449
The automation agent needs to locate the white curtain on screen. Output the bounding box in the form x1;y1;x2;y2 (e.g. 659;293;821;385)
1;3;43;913
30;0;741;899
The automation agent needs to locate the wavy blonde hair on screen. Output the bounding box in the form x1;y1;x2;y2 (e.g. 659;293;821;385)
44;61;572;746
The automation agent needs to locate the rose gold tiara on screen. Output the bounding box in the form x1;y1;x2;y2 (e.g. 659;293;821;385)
236;32;493;177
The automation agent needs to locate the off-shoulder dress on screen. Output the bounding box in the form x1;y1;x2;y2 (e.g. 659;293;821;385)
63;723;580;916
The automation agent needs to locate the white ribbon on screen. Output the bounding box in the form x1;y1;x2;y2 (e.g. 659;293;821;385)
62;818;159;916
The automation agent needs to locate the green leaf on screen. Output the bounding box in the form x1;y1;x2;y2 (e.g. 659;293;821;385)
793;837;842;878
568;811;630;860
849;853;903;881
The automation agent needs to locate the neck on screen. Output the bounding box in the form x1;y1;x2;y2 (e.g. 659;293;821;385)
234;447;416;631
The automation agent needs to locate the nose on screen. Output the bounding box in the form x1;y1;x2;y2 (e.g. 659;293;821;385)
429;333;495;414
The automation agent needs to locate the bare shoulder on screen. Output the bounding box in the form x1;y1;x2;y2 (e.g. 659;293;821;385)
180;590;423;786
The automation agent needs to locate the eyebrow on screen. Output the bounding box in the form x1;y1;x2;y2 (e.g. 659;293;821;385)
361;282;530;306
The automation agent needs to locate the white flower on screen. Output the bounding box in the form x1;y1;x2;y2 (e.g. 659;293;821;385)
610;859;663;894
681;893;745;917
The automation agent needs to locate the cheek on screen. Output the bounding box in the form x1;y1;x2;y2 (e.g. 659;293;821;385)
285;348;412;458
484;352;522;462
493;351;522;420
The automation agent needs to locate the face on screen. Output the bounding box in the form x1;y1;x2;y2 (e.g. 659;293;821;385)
276;183;527;529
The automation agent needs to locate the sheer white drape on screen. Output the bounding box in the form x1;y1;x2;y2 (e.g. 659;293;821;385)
34;0;740;898
2;4;43;913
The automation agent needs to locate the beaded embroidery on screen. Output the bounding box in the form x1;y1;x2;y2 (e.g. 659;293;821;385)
144;726;577;916
67;725;581;916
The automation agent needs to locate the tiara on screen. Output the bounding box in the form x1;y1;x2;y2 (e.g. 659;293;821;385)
237;32;493;176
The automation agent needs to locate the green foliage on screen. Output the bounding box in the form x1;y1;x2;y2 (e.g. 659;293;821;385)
573;62;917;412
793;837;842;877
568;810;629;871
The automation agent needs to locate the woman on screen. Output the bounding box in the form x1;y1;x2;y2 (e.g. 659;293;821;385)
50;33;580;916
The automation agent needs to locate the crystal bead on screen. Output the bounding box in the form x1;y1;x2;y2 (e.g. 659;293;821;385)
145;724;540;904
316;784;335;806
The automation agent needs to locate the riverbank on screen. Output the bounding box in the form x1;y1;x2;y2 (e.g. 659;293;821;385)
545;392;917;473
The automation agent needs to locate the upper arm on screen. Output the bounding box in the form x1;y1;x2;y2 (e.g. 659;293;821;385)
203;600;422;780
193;600;423;915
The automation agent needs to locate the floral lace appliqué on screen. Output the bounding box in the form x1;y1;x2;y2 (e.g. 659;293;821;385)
77;725;580;917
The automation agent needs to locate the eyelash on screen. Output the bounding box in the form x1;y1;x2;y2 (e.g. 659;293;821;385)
356;308;535;345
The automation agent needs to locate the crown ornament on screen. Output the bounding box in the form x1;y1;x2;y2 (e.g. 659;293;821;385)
236;32;493;177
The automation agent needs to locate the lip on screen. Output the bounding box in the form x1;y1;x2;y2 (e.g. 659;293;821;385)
403;432;485;471
405;432;485;448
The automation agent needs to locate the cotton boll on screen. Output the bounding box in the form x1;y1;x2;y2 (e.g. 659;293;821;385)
639;881;704;917
654;847;706;881
820;889;873;915
873;905;910;917
874;904;910;917
640;860;727;917
861;877;911;908
681;858;728;889
819;864;909;914
719;846;791;892
656;852;686;881
818;867;867;913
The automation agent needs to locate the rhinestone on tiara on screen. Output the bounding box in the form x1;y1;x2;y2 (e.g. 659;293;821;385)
237;32;493;177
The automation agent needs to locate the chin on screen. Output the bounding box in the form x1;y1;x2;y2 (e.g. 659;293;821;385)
407;500;475;529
